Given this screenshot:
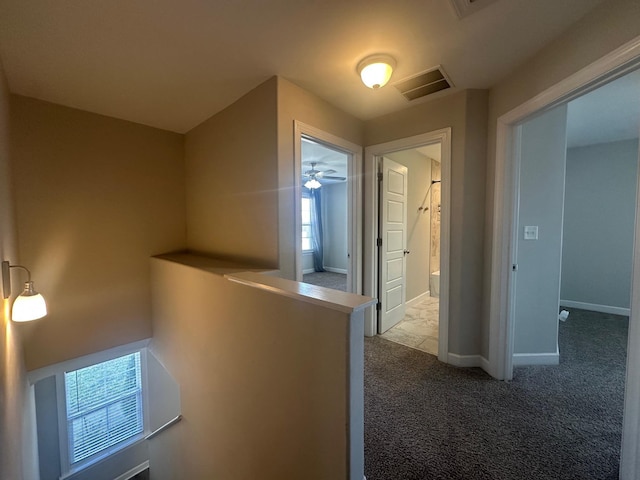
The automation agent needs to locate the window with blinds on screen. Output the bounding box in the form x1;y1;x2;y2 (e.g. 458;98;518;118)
64;351;143;464
301;195;313;252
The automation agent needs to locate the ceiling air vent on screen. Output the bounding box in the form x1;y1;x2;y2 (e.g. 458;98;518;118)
393;66;453;102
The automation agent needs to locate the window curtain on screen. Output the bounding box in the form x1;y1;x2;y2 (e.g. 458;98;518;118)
310;188;325;272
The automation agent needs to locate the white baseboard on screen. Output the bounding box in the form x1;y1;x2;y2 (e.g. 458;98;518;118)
324;267;348;274
302;268;315;274
560;299;630;317
114;461;149;480
406;291;431;308
447;353;489;369
480;356;491;373
513;352;559;366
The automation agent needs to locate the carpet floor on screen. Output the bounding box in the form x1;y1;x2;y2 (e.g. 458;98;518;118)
364;308;628;480
302;271;347;291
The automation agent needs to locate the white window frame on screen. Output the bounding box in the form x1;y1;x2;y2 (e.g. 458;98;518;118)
29;339;150;479
301;191;314;253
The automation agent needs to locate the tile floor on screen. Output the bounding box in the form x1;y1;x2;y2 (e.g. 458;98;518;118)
381;296;439;356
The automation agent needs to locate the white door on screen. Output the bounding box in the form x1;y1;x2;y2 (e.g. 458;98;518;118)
378;157;408;333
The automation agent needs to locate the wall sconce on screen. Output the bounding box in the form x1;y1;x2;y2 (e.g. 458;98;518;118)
357;54;396;89
2;261;47;322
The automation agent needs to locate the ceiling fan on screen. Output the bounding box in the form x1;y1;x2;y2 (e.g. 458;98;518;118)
303;162;346;183
303;163;346;189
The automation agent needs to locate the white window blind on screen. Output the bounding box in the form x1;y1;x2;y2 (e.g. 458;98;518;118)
64;351;143;464
302;196;313;251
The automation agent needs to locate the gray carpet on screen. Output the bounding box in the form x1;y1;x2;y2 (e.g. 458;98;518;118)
365;308;628;480
303;271;347;291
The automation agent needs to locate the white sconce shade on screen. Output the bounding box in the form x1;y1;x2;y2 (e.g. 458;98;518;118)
2;261;48;322
304;178;322;189
357;55;396;89
12;281;47;322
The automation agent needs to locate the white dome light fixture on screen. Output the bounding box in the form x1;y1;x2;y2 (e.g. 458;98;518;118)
304;178;322;190
357;54;396;89
2;260;48;322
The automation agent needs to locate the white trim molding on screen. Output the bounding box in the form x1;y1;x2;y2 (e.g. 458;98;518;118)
114;461;150;480
325;267;348;274
512;352;560;367
447;353;490;370
560;300;630;317
406;291;431;309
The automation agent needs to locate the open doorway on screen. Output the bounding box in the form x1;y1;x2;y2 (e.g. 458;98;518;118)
378;145;442;356
363;128;451;363
489;44;640;475
294;121;362;293
300;137;349;291
511;70;639;368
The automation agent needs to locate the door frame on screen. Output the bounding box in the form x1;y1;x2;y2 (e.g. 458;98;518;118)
488;35;640;477
293;121;363;293
364;128;452;363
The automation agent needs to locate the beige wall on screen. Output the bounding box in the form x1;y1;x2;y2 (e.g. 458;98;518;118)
0;57;29;480
148;256;357;480
483;0;640;357
10;95;185;370
365;89;488;355
276;77;364;279
185;77;279;267
386;149;432;302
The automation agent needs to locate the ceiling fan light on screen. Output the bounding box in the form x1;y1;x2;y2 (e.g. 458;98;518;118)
304;178;322;189
357;55;396;89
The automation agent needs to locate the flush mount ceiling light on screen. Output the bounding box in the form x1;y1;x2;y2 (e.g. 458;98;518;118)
357;54;396;89
2;260;47;322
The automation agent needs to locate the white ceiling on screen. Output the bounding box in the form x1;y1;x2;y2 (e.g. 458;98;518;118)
566;68;640;148
301;138;348;184
0;0;607;133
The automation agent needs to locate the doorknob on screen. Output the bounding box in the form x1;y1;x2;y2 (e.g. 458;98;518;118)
403;250;410;255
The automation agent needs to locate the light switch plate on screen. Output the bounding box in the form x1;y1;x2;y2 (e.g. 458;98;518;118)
524;226;538;240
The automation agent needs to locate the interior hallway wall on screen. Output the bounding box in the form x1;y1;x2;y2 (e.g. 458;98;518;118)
277;77;364;280
148;256;358;480
0;59;38;480
365;89;488;356
185;77;278;267
483;0;640;358
561;139;639;311
385;149;432;302
10;95;185;370
514;105;568;357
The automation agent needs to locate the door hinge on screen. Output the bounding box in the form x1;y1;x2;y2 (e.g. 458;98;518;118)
376;238;382;247
377;172;383;182
512;264;518;271
376;302;382;311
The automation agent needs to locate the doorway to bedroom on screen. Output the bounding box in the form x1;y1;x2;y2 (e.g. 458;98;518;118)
294;121;363;294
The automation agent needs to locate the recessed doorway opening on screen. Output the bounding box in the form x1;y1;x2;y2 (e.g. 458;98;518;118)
379;144;442;356
364;128;451;363
294;121;363;294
